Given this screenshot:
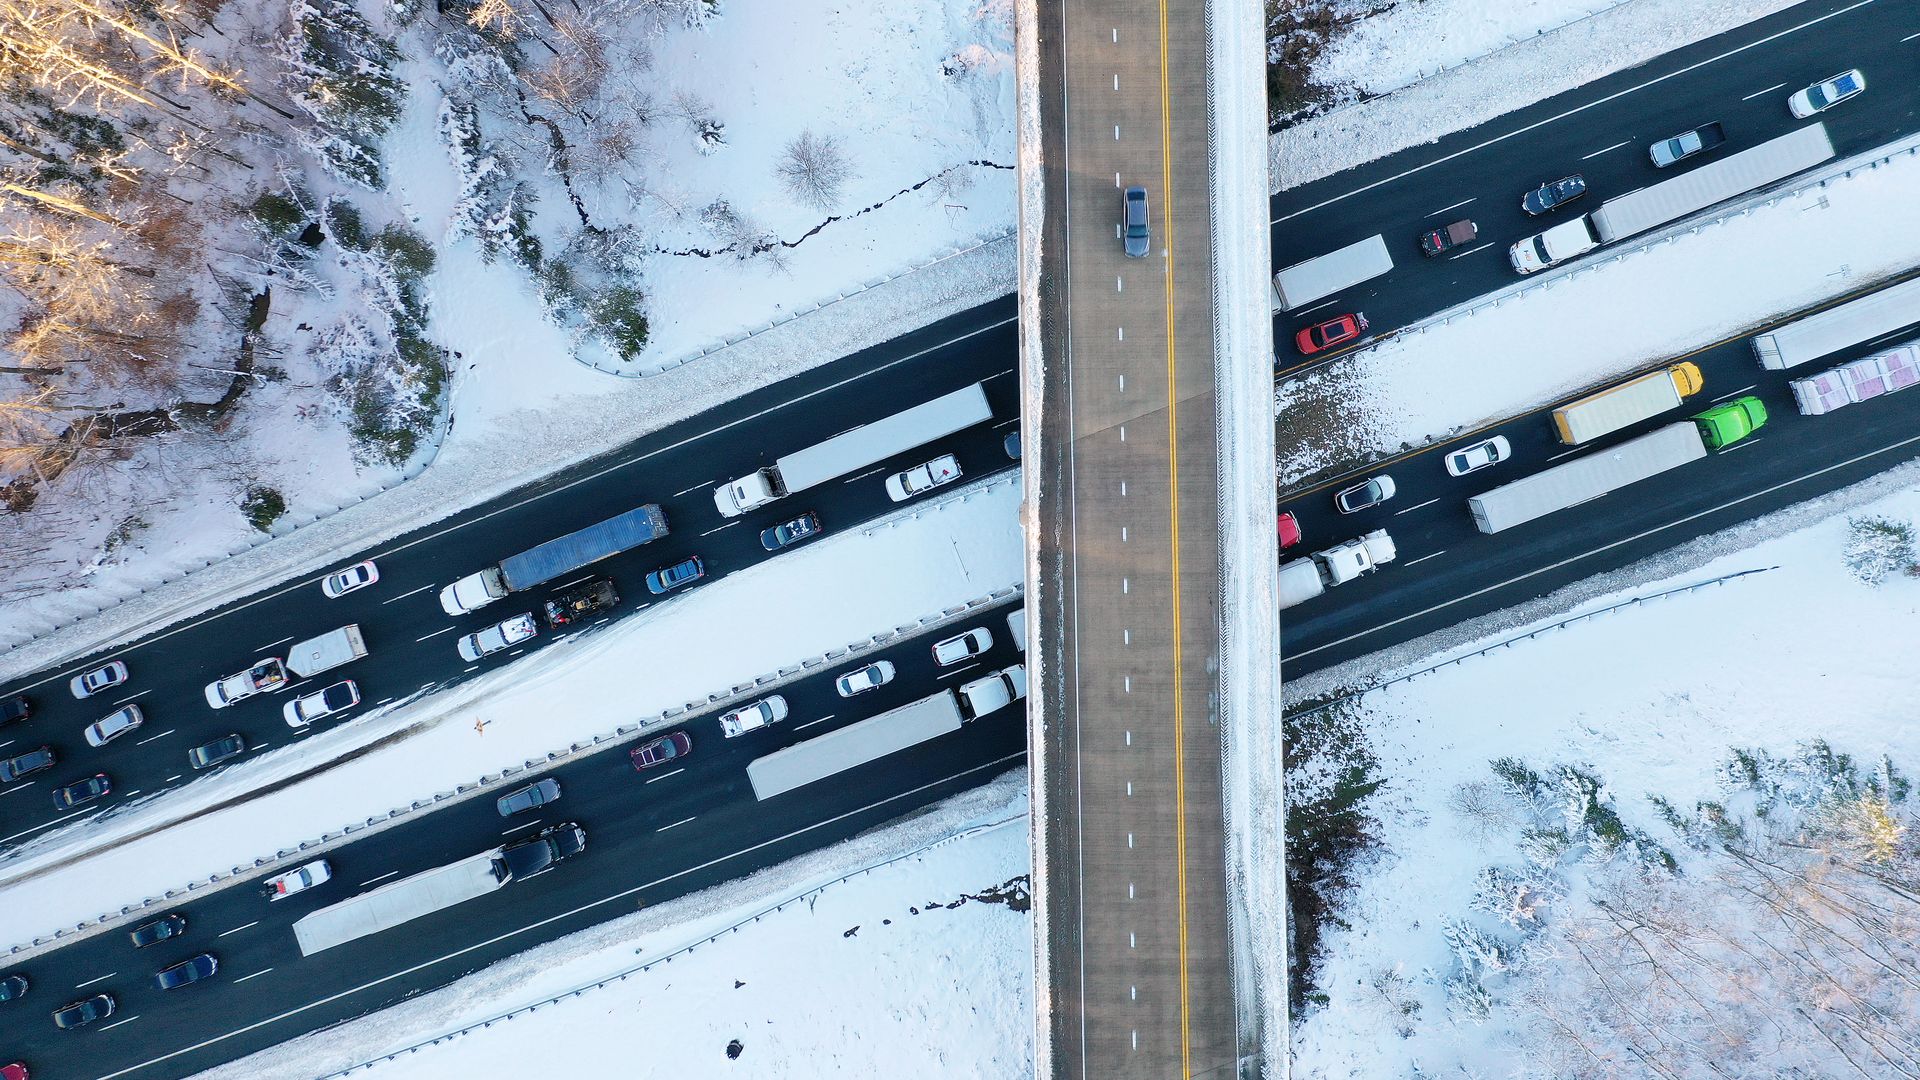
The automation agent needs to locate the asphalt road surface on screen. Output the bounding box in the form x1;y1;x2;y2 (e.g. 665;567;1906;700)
0;599;1028;1079
1031;0;1243;1076
1279;290;1920;674
1271;0;1920;365
0;298;1018;849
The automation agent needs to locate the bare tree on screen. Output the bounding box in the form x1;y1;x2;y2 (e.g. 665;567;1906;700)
775;129;853;211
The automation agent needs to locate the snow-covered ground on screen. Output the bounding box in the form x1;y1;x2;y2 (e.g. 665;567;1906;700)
1272;0;1804;190
1276;138;1920;485
1283;461;1920;1077
201;771;1032;1080
0;476;1022;952
0;0;1017;651
1302;0;1633;110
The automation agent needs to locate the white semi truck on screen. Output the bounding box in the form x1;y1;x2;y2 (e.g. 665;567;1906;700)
1271;235;1393;312
745;669;1025;802
1277;530;1397;610
713;383;993;517
1753;275;1920;371
291;824;585;956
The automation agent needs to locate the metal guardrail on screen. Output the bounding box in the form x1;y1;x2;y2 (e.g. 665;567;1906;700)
320;810;1028;1076
0;581;1024;961
1286;566;1776;720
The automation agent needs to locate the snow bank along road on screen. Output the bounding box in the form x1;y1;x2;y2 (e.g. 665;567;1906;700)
1278;279;1920;674
2;601;1029;1079
1270;0;1918;361
0;299;1018;850
1029;0;1245;1076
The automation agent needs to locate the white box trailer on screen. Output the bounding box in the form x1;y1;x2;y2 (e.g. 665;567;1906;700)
1790;342;1920;415
293;851;506;956
748;690;965;801
1468;422;1706;534
285;625;367;678
1271;235;1393;312
1753;276;1920;371
1588;123;1833;244
714;383;993;516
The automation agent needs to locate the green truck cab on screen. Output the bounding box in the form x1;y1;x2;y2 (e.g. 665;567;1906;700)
1692;395;1768;450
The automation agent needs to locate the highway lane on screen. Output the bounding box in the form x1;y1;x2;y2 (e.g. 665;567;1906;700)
1269;0;1920;360
0;600;1028;1078
1279;301;1920;675
0;299;1020;850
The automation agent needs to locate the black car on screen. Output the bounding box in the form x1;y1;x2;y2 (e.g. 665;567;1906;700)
759;512;822;552
0;695;28;726
187;734;247;771
51;774;111;811
51;993;113;1029
0;746;55;783
129;912;186;949
1522;174;1587;216
541;579;618;629
0;973;25;1002
153;953;217;991
1418;218;1478;257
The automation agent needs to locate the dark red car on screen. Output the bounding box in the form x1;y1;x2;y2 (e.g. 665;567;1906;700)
630;730;691;771
1295;313;1368;356
1277;512;1301;551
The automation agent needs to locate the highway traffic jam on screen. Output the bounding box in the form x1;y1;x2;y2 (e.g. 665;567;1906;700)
3;7;1919;1076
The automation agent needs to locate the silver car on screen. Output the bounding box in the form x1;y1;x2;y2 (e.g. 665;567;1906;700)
835;661;896;698
496;778;561;817
69;661;128;700
84;704;144;748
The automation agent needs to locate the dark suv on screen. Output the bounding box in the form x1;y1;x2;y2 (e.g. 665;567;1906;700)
154;953;218;991
188;734;247;771
129;912;187;949
644;556;705;596
0;746;55;783
1123;186;1149;258
0;695;28;726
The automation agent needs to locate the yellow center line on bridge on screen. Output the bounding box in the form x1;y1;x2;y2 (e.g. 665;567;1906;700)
1152;0;1193;1075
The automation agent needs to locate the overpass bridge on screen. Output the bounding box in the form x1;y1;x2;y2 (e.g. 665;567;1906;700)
1019;0;1280;1076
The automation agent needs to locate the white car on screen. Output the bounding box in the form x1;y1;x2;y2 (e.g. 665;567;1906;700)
719;696;788;738
283;680;361;728
932;628;993;667
69;661;128;700
84;705;144;748
1444;435;1512;477
457;613;538;662
835;661;897;698
265;859;331;900
1788;69;1864;119
320;560;380;599
885;454;961;502
1334;475;1397;514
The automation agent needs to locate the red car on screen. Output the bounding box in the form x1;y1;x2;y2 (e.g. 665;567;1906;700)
1276;512;1301;551
630;730;691;771
3;1062;27;1080
1295;313;1368;356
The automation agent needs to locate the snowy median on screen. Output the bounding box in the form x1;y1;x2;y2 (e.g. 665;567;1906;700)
1276;139;1920;486
0;477;1024;954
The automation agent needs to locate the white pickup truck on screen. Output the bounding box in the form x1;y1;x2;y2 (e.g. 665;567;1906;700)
204;659;289;709
720;696;788;738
